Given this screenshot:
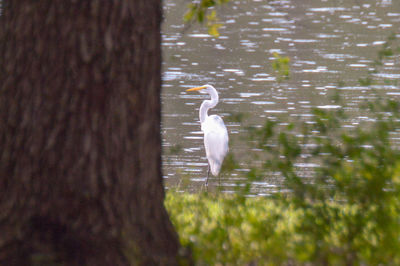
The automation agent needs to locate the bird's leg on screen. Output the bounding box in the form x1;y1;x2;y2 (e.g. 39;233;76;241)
206;164;210;186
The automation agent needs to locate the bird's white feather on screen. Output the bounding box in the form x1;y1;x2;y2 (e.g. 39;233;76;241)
202;115;229;176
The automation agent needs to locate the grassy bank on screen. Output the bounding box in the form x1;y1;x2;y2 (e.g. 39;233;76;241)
166;190;400;265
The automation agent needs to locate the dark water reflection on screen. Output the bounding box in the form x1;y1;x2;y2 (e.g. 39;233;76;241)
161;0;400;194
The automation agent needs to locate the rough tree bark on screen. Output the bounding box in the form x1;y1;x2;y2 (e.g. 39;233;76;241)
0;1;181;265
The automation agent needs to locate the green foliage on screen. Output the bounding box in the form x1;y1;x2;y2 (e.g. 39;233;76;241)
254;97;400;264
166;98;400;265
184;0;229;37
272;52;290;82
206;10;222;37
220;152;239;174
226;112;249;123
360;33;399;86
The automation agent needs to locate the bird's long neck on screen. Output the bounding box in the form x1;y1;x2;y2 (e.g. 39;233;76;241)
199;88;219;124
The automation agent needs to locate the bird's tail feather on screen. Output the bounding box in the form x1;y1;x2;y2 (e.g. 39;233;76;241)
209;160;222;176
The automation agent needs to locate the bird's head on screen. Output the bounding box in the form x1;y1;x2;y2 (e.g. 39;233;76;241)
186;84;215;94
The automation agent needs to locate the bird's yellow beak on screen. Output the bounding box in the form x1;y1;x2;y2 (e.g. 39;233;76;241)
186;86;207;92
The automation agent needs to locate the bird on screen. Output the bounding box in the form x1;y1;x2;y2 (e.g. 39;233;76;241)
186;84;229;185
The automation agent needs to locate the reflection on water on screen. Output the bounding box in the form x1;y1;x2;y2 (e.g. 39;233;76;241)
161;0;400;194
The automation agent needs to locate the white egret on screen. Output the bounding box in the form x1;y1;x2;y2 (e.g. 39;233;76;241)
186;85;229;185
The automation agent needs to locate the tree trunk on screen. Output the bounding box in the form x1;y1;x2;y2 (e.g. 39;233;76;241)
0;1;181;265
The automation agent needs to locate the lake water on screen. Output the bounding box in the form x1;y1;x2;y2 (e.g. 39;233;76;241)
161;0;400;194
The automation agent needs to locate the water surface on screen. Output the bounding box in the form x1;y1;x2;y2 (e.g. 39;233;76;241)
162;0;400;194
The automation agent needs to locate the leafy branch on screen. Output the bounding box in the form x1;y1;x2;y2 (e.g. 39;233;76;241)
184;0;230;37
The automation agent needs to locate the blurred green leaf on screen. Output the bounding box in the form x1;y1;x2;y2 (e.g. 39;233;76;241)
272;52;290;82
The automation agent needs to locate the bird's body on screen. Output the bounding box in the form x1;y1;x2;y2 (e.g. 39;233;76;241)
202;114;228;176
186;85;229;183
